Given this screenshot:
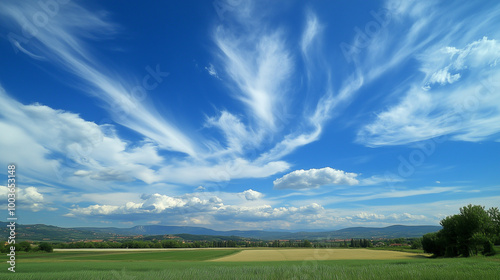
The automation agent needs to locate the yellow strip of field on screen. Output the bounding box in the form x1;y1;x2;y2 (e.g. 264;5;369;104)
210;248;428;262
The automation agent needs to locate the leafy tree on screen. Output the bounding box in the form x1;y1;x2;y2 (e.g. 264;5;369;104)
366;239;373;248
422;232;445;256
439;214;460;257
0;241;7;253
487;207;500;244
411;238;422;249
18;241;31;252
423;205;498;257
38;242;53;253
393;238;406;244
303;240;312;247
483;240;496;256
457;205;491;256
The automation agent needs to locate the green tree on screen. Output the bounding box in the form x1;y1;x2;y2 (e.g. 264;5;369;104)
38;242;53;253
410;238;422;249
483;240;496;256
424;204;498;257
487;207;500;244
303;240;312;248
0;241;7;253
422;232;445;256
18;241;31;252
457;205;491;256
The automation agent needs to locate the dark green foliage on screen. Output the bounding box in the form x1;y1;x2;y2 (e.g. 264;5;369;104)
38;242;54;253
482;240;496;256
422;232;444;256
348;238;372;248
0;241;8;253
410;238;422;249
18;241;32;252
422;205;499;257
303;240;312;247
51;238;325;249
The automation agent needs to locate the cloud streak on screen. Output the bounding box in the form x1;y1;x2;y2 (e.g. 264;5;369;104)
0;0;347;187
0;1;198;156
358;37;500;146
351;1;500;146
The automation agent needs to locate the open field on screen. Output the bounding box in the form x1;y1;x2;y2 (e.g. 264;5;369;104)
53;248;236;252
1;248;499;279
211;248;428;261
20;249;241;262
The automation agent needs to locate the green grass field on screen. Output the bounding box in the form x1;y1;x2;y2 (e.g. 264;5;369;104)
1;249;499;279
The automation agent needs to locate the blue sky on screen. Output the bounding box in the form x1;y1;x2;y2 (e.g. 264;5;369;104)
0;0;499;231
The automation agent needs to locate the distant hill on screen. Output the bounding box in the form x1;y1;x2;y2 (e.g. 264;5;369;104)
0;221;441;242
317;225;443;239
74;225;289;240
0;222;119;242
76;224;441;240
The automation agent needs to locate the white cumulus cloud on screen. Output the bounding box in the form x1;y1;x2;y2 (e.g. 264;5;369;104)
240;189;263;201
273;167;359;190
0;185;56;212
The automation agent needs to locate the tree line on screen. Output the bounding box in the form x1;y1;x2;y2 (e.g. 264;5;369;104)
349;239;373;248
1;237;425;252
422;204;499;257
0;241;53;253
36;239;319;249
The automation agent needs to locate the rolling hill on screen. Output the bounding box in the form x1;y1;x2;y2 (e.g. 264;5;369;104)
0;221;441;242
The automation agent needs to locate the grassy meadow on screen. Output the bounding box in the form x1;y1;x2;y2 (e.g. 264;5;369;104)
1;248;499;279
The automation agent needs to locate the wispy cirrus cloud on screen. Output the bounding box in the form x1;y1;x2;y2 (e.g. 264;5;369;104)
0;0;198;157
0;0;342;187
351;0;500;146
2;0;497;230
205;63;221;80
358;37;500;145
254;11;336;163
214;18;292;130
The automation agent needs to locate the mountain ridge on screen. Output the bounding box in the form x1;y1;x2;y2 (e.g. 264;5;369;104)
0;221;441;241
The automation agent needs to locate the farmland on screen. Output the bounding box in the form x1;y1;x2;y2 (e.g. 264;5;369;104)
211;248;427;261
1;248;499;279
